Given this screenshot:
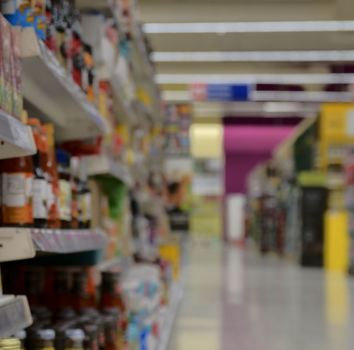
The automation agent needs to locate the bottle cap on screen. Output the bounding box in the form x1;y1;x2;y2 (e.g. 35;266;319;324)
56;149;70;167
65;329;85;341
37;329;55;341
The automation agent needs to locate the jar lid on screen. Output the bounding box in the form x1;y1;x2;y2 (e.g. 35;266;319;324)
65;329;85;341
37;329;55;340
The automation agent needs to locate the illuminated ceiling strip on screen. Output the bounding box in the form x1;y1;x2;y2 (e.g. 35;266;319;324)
251;91;353;102
156;73;354;85
144;21;354;34
152;51;354;62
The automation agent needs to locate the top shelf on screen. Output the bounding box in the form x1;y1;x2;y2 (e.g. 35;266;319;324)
21;28;110;142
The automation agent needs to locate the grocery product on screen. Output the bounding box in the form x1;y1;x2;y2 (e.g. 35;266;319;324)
28;118;48;228
56;150;72;229
0;155;34;227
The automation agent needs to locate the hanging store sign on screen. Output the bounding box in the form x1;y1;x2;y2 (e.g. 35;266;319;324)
190;83;252;102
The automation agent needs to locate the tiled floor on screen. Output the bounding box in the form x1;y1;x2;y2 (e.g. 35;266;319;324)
169;239;354;350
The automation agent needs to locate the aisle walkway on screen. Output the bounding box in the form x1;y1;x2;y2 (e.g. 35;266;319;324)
169;239;354;350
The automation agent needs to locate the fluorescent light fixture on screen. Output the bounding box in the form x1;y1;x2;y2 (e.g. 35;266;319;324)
144;21;354;34
193;101;319;118
252;91;353;102
156;73;354;85
152;51;354;62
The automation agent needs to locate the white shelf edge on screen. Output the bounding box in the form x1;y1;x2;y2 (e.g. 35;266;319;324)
0;227;107;262
21;27;110;141
0;110;36;160
83;155;133;187
0;296;33;337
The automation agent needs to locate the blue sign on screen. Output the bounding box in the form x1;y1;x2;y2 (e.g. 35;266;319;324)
206;84;252;101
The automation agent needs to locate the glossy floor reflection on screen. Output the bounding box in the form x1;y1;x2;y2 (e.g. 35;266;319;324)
169;239;354;350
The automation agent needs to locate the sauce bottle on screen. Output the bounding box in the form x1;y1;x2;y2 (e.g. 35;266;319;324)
34;329;55;350
64;329;85;350
99;272;127;333
56;150;72;229
28;118;48;228
52;270;71;313
78;160;91;229
71;271;96;311
70;157;80;229
43;125;60;229
0;155;34;227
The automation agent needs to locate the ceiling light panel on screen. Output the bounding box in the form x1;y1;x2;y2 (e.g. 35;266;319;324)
156;73;354;85
144;21;354;34
152;51;354;62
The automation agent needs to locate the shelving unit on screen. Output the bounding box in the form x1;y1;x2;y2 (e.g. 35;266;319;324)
110;73;139;126
0;228;107;263
21;28;109;141
0;296;33;338
83;154;133;187
0;110;36;160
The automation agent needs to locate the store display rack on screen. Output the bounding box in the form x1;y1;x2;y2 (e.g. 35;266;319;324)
0;109;36;160
21;28;109;142
110;74;139;126
0;228;107;263
0;296;32;338
84;154;133;187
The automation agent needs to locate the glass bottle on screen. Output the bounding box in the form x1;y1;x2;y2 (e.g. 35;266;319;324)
34;329;55;350
71;271;96;311
28;118;48;228
77;160;91;229
70;157;79;229
56;150;72;229
52;270;71;313
43;124;60;229
99;272;126;312
0;155;34;227
102;315;118;350
64;329;85;350
25;269;43;307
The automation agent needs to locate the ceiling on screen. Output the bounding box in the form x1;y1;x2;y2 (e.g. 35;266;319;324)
139;0;354;116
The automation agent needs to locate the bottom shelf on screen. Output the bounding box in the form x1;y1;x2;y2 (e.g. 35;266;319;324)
0;295;33;337
157;283;183;350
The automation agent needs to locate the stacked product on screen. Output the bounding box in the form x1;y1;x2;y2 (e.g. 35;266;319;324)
2;255;175;350
0;120;92;229
0;13;23;119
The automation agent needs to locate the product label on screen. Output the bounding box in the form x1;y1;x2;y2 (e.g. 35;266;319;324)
47;181;55;211
2;172;33;224
32;178;48;219
59;179;71;221
79;192;91;223
3;173;27;207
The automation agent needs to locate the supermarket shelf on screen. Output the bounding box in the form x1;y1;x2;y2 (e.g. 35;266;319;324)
157;283;183;350
32;229;107;253
0;296;33;337
21;28;109;142
97;255;132;271
0;228;107;262
0;110;36;160
83;154;133;187
111;73;138;126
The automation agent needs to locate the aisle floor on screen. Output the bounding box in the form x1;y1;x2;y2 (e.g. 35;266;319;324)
169;239;354;350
